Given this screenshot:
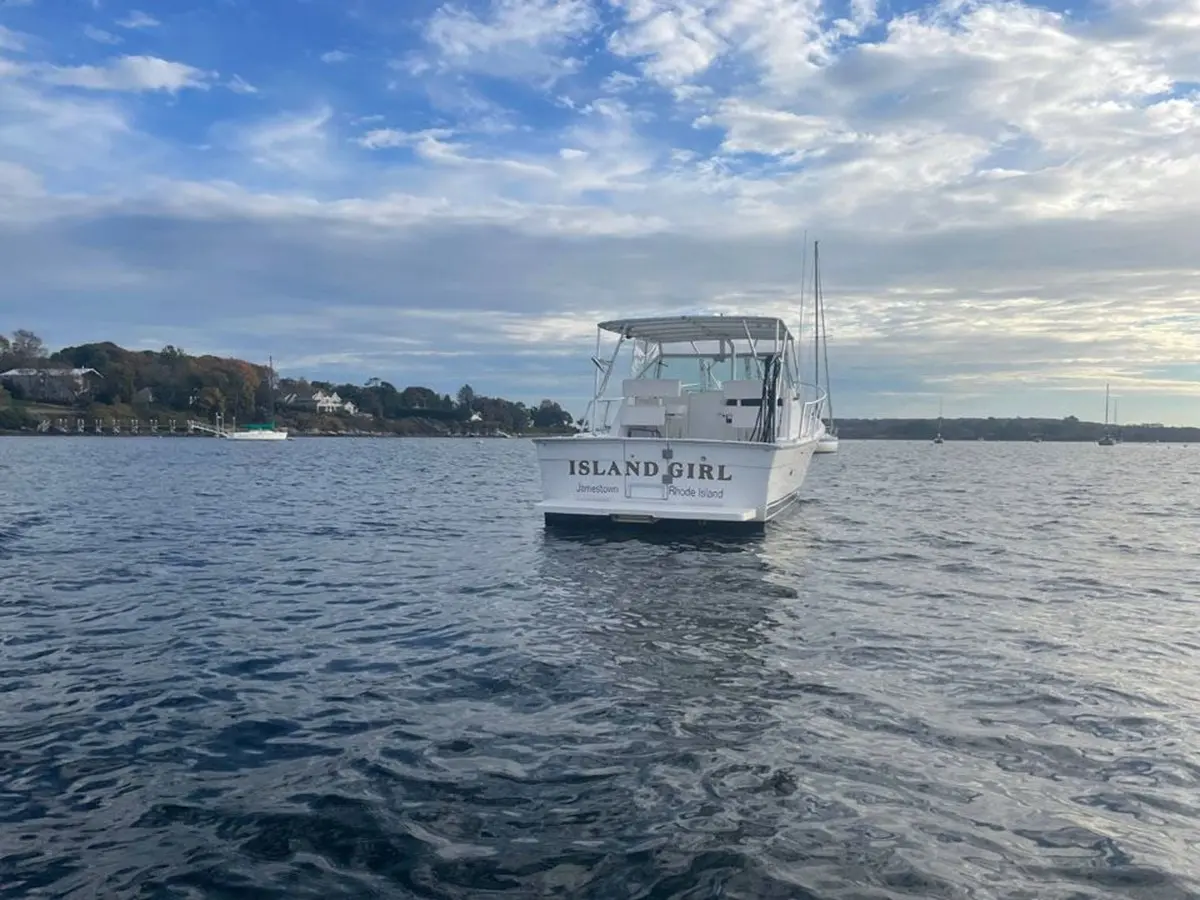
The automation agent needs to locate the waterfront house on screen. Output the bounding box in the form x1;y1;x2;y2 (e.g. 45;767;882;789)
313;389;344;413
280;387;357;416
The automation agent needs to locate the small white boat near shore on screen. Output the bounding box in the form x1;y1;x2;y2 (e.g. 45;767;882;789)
191;356;290;440
223;425;289;441
189;416;290;440
533;315;826;530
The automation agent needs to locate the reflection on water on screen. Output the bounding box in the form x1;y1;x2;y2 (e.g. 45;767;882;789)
1;437;1198;898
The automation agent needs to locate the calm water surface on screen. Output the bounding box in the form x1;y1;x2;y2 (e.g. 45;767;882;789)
2;437;1199;899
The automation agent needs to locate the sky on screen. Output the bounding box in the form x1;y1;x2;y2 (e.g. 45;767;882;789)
1;0;1199;423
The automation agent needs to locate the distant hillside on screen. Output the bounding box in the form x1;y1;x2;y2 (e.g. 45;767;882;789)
0;330;575;436
836;416;1200;443
4;330;1195;441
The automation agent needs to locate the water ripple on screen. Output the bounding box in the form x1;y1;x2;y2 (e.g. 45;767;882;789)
1;437;1199;898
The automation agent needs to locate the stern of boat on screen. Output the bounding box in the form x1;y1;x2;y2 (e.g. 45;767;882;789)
533;436;814;527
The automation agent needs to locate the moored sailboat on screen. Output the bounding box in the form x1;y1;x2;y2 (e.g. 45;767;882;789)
1098;383;1115;446
224;356;289;441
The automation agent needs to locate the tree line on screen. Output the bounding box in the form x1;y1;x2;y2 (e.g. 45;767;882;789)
11;329;1192;441
0;330;575;434
836;416;1200;443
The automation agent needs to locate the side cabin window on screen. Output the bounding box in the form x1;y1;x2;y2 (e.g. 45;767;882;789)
626;425;662;438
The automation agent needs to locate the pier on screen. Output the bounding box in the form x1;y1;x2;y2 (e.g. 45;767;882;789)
31;416;223;436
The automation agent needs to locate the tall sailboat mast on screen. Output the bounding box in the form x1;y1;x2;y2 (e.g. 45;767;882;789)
809;239;840;453
812;241;820;389
797;229;808;382
1098;382;1115;446
818;251;834;431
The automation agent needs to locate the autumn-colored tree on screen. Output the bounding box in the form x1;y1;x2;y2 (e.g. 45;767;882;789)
9;335;572;435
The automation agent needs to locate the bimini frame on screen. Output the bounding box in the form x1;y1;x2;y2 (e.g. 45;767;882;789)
581;315;809;442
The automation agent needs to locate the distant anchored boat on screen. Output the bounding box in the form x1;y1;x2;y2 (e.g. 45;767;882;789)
1098;383;1116;446
533;314;827;530
224;355;289;440
223;422;289;441
189;416;289;440
190;356;289;441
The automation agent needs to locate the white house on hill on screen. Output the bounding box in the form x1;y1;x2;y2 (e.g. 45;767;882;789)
313;389;357;415
280;387;357;416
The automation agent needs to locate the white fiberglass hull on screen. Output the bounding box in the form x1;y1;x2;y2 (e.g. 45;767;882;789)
814;434;839;454
534;436;818;529
222;429;289;441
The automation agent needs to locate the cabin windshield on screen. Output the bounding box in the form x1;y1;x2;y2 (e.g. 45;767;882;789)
626;348;784;391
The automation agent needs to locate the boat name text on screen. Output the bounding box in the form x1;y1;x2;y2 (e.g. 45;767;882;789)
568;460;733;481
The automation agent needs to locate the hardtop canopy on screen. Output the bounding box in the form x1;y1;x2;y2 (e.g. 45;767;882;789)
597;315;795;345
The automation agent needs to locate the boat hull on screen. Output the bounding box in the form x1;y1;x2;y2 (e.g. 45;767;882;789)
222;429;289;441
533;436;817;529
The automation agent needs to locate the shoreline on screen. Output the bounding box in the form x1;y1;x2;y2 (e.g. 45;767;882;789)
0;430;548;439
1;431;1191;443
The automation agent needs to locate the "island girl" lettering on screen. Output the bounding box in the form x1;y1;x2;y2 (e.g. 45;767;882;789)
568;460;733;481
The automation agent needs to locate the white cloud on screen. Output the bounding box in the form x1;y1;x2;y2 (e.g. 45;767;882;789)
234;106;335;175
40;56;213;93
838;0;878;37
83;25;123;45
356;127;453;150
320;50;350;63
607;0;726;85
0;160;42;200
354;125;561;180
608;0;829;88
227;74;257;94
694;101;854;158
600;71;640;93
0;25;26;51
115;10;159;29
411;131;559;178
421;0;596;80
0;76;132;183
